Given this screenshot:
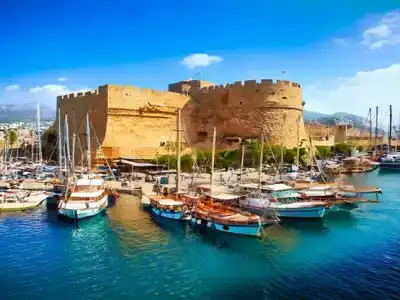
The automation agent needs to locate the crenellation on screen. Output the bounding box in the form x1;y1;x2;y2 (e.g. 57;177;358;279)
77;92;84;97
261;79;274;85
244;80;257;87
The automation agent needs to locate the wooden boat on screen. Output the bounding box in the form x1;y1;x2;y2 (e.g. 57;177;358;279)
191;199;278;237
150;196;190;220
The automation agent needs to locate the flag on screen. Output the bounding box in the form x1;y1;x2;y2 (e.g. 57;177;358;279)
281;70;286;74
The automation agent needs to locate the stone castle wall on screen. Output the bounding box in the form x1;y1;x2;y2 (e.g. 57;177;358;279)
57;79;307;163
184;79;306;148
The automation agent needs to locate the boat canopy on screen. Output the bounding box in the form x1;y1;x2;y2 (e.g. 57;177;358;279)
262;184;293;191
210;193;241;201
76;179;104;186
157;199;184;206
272;190;300;198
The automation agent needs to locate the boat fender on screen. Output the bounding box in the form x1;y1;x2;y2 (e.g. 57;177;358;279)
85;202;89;208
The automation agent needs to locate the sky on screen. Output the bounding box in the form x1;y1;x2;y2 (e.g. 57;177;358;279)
1;0;400;116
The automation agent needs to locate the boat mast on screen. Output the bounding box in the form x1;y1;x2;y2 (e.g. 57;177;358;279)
374;106;379;154
176;108;181;193
389;105;392;154
72;133;76;177
86;113;91;175
296;115;300;171
210;127;216;194
258;130;264;196
369;108;372;150
37;101;42;163
64;114;71;176
58;108;63;176
240;142;245;184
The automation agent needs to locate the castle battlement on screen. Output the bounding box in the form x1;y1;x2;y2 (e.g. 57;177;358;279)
195;79;301;93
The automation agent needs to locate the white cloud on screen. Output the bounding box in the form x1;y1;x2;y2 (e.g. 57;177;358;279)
180;53;223;69
362;11;400;49
0;84;90;109
5;84;20;91
304;64;400;115
57;77;68;82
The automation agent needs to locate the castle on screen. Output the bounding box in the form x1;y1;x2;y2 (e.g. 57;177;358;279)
56;79;307;164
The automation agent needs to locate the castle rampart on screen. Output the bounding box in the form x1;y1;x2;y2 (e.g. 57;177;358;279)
57;78;307;163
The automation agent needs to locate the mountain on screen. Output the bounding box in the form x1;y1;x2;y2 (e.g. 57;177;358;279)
304;110;386;134
0;103;55;122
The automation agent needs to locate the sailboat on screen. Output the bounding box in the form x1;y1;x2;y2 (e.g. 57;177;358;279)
239;132;327;219
58;113;110;220
191;127;279;237
149;108;191;220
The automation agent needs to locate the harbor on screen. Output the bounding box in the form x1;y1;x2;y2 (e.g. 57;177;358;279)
0;169;398;299
4;2;400;298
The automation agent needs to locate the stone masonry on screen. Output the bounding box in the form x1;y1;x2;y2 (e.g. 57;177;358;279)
56;79;307;164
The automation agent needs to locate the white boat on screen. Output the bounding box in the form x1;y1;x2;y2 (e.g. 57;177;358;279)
240;187;327;219
0;190;50;212
379;154;400;170
58;177;109;219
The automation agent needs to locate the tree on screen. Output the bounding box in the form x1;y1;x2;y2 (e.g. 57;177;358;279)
8;130;18;146
315;146;332;159
41;127;57;161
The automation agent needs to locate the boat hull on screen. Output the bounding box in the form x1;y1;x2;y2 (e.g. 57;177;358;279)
191;217;262;237
379;163;400;170
264;206;325;219
58;195;108;220
151;206;185;220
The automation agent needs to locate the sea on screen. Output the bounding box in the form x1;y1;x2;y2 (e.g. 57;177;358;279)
0;170;399;300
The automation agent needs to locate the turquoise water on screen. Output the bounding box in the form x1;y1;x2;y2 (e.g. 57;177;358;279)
1;170;400;299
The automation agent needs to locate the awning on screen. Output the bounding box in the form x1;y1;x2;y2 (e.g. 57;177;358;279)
120;159;158;168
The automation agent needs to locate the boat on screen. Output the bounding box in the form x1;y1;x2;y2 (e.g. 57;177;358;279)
240;185;327;219
57;113;112;220
191;198;277;237
0;190;50;212
58;177;109;219
150;196;190;220
379;153;400;170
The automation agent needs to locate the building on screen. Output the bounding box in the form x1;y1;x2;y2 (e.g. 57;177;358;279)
57;79;307;164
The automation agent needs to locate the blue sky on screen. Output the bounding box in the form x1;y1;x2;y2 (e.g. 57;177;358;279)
1;0;400;115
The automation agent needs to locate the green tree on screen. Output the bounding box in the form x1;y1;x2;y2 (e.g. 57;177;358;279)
8;130;18;146
315;146;332;159
41;127;58;160
333;143;353;155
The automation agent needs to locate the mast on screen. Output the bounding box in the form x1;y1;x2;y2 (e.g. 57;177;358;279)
37;101;42;163
374;106;379;154
64;114;71;175
58;108;63;176
389;105;392;154
258;131;264;196
369;108;372;150
210;127;216;194
86;113;91;175
296;115;300;171
240;142;245;184
176;108;181;193
72;133;76;176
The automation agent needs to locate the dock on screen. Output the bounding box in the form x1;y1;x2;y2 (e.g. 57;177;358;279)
108;180;143;196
